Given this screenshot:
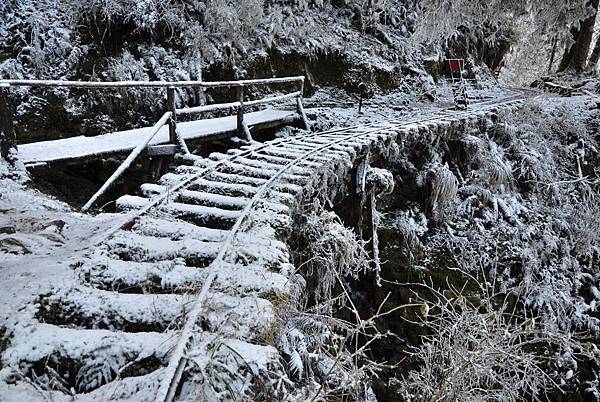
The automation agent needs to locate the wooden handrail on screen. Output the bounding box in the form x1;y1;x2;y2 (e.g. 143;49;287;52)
177;100;241;115
178;91;302;115
0;76;304;89
2;75;308;142
166;87;177;144
244;91;302;107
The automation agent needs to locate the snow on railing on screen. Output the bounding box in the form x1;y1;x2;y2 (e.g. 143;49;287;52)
177;91;303;115
0;76;307;141
81;111;172;212
0;75;308;210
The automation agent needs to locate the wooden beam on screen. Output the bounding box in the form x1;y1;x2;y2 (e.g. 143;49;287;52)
146;144;179;156
237;85;253;142
167;87;177;144
355;154;369;194
237;85;244;134
0;88;15;159
297;98;309;130
296;79;309;129
24;161;49;170
81;111;172;211
178;100;241;115
174;128;190;155
244;91;302;107
178;91;302;116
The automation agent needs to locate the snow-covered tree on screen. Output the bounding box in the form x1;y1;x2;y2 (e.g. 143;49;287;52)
415;0;596;72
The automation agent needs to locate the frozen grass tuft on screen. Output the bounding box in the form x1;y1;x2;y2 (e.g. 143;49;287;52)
418;162;459;223
393;279;592;401
294;206;371;311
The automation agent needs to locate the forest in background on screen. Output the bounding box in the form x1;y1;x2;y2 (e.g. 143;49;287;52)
2;0;600;143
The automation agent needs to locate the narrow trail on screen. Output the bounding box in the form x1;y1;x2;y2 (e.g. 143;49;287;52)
1;94;528;401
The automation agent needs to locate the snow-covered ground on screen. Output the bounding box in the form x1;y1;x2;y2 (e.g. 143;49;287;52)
0;160;116;316
0;85;549;401
0;158;130;399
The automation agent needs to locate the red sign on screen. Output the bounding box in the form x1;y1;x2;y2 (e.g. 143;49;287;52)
448;59;465;73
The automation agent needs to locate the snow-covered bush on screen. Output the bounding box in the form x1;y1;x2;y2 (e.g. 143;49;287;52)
204;0;264;44
0;0;423;141
277;203;385;400
393;280;594;401
394;97;600;399
292;207;371;311
417;161;458;223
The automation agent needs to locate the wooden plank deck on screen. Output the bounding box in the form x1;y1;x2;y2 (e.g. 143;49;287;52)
19;109;298;167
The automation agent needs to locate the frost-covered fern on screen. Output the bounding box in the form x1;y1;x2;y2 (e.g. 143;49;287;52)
293;207;371;311
417;162;459;223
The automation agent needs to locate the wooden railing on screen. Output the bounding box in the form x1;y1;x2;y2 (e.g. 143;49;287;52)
0;76;308;210
0;75;307;141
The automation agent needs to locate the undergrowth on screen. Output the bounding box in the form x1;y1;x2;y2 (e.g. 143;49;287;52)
277;200;386;400
378;97;600;400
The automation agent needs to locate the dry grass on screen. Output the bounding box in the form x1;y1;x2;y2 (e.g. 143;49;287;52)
391;277;592;402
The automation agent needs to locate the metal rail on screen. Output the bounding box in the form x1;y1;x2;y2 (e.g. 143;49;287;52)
155;123;397;402
150;95;527;402
59;95;528;401
90;117;396;248
91;93;526;248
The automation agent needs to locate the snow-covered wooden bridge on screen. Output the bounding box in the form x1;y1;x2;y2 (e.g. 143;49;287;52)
18;109;301;167
1;76;308;169
0;88;527;401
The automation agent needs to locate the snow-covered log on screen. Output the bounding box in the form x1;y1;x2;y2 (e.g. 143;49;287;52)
82;111;172;211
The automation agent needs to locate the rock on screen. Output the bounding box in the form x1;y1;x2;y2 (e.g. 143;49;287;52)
0;237;31;254
0;226;15;234
37;219;67;233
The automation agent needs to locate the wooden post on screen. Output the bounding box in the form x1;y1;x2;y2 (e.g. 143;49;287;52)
167;87;177;145
357;82;367;114
364;188;385;306
364;191;380;274
355;153;383;304
296;78;309;130
0;85;15;160
237;85;253;141
237;84;244;133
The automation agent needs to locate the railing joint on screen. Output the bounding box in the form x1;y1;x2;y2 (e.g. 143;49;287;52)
166;86;177;145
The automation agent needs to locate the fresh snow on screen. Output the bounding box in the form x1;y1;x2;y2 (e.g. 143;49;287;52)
18;109;298;165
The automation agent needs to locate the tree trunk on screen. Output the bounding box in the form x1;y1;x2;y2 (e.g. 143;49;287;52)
0;89;15;160
558;27;581;72
588;34;600;69
573;0;600;69
548;36;558;73
559;0;600;72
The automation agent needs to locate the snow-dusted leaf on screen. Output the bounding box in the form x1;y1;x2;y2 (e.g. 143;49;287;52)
288;350;303;379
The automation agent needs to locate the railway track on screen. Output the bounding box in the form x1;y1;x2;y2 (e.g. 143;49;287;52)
2;96;526;401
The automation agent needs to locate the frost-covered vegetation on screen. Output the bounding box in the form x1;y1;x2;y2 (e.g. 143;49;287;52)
0;0;425;142
2;0;600;401
1;0;600;144
377;97;600;400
